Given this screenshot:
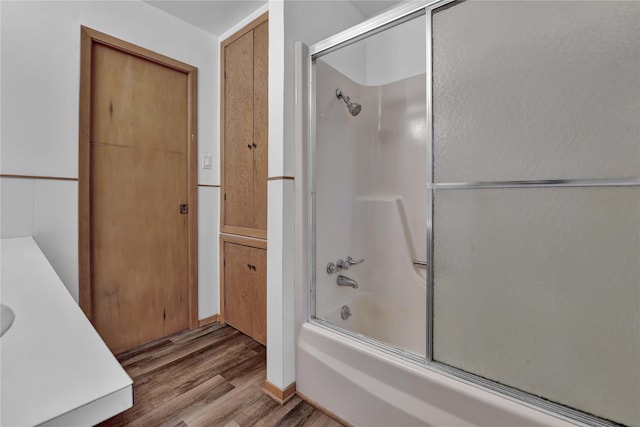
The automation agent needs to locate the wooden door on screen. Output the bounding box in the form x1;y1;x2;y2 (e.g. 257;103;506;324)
251;245;267;345
222;238;267;345
223;242;254;338
224;30;255;230
79;28;198;355
253;21;269;232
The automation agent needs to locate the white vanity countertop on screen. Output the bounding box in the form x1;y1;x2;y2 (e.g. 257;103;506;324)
1;237;133;426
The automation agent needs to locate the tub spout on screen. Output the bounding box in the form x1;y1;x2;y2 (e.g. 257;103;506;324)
337;275;358;289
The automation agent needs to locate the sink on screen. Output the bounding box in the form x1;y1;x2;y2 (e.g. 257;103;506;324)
1;304;16;337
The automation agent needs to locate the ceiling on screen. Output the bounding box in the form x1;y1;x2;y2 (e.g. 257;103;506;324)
144;0;402;37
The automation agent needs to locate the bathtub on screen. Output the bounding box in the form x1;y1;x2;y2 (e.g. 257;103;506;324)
299;196;578;425
296;323;581;427
323;291;426;357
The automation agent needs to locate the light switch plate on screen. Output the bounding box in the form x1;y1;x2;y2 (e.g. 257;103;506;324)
202;154;212;169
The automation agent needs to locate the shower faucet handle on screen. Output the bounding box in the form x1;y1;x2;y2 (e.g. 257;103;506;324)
329;257;364;274
326;262;337;274
345;256;364;267
336;259;350;271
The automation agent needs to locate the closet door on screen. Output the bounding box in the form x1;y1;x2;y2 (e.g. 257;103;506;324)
223;31;255;231
221;13;268;239
223;241;254;338
222;238;267;345
253;20;269;232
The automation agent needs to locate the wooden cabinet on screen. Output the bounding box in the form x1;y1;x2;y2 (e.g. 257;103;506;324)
221;13;268;239
221;235;266;345
220;13;268;345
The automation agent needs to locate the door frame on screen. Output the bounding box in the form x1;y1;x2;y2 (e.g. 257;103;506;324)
78;26;199;330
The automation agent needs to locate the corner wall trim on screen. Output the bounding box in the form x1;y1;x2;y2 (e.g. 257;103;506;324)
197;314;219;327
263;381;297;405
267;176;295;181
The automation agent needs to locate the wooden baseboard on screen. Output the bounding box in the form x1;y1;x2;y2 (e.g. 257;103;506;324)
297;391;353;427
263;380;297;405
197;314;219;327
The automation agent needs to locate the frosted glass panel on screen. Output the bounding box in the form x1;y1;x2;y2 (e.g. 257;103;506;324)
433;1;640;182
433;187;640;427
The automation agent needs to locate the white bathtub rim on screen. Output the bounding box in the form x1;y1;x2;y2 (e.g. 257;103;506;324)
298;321;587;427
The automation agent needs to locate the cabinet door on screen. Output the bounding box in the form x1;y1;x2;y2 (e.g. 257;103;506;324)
223;241;267;345
224;31;255;230
224;242;254;338
253;21;269;232
252;247;267;345
221;14;268;239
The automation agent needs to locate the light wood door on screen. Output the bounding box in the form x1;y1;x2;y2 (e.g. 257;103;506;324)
221;13;268;239
89;43;190;354
223;240;266;345
224;30;255;230
253;21;269;232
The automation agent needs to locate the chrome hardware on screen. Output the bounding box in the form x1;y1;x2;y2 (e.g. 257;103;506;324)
413;260;427;268
337;274;358;289
345;256;364;267
328;256;365;273
341;305;352;320
326;262;337;274
336;258;350;271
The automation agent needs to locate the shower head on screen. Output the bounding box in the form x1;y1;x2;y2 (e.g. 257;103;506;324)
336;88;362;117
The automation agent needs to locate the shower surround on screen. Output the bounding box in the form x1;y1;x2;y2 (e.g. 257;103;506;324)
314;59;427;356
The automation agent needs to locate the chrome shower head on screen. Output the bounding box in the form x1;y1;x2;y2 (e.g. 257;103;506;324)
336;88;362;117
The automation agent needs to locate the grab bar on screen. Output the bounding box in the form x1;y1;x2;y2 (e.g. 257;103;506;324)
413;260;427;268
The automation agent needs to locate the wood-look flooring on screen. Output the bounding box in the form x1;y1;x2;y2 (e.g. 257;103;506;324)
98;323;344;427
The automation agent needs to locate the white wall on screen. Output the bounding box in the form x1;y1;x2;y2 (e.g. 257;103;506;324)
1;178;34;238
0;0;219;318
364;14;426;86
265;0;366;391
315;12;426;88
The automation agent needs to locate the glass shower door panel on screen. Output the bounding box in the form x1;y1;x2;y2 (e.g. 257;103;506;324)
432;1;640;183
313;15;427;358
433;187;640;427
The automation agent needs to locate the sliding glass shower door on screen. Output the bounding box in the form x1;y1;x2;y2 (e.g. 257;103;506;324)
431;2;640;426
309;1;639;425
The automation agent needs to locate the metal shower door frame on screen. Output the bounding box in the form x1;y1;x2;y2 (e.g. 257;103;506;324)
305;2;628;426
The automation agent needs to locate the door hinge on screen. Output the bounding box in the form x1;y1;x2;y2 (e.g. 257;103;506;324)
180;204;188;214
224;193;227;200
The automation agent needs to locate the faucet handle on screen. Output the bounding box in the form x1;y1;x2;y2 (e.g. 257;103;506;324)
326;262;337;274
345;256;364;266
336;258;350;271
